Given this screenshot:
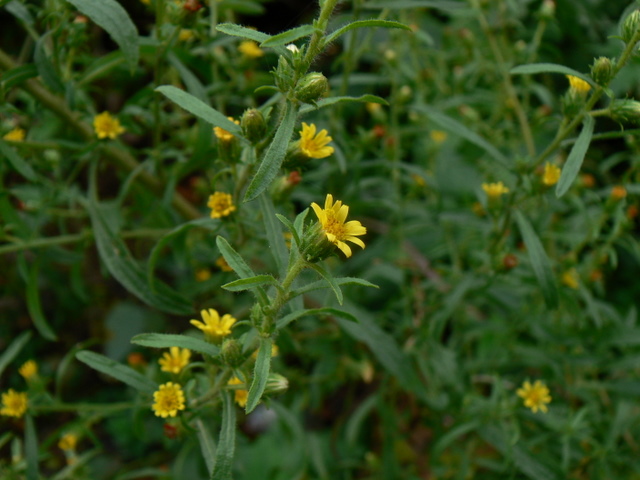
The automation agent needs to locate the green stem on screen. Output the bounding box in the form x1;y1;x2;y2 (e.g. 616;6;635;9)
302;0;339;68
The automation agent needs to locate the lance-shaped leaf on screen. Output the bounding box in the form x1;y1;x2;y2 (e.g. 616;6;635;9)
308;263;344;305
510;63;594;87
0;140;37;181
277;307;358;330
216;23;271;43
261;25;315;48
0;331;32;377
211;392;236;480
25;415;39;480
259;193;288;277
324;19;411;45
76;351;157;393
216;236;269;305
556;115;595;197
25;262;57;341
245;337;272;414
131;333;220;358
222;274;278;292
299;94;388;114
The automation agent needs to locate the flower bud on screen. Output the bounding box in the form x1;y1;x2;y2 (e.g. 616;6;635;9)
293;72;329;104
221;339;244;367
609;99;640;125
264;373;289;395
274;55;296;93
590;57;614;86
241;108;266;144
539;0;555;20
621;10;640;44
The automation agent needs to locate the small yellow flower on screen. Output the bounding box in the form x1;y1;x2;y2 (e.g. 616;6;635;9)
482;181;510;198
566;75;591;95
562;268;579;289
58;434;78;452
158;347;191;374
238;40;264;58
195;268;212;281
516;380;552;413
93;111;125;139
215;256;233;272
311;194;367;258
1;389;27;418
228;377;248;407
429;130;448;144
152;382;186;418
207;192;236;219
178;29;194;42
3;127;26;142
611;185;627;200
18;360;37;381
542;162;562;186
299;123;334;159
213;117;239;142
190;308;236;340
365;102;382;115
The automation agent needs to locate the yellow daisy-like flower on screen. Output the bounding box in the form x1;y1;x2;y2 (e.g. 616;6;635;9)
299;122;334;159
542;162;562;186
228;377;248;407
1;389;27;418
566;75;591;95
190;308;237;340
3;127;26;142
158;347;191;374
213;117;239;142
152;382;186;418
93;111;125;139
482;181;510;198
215;256;233;272
311;194;367;258
58;433;78;452
516;380;552;413
562;268;579;289
18;360;37;381
238;40;264;58
207;192;236;219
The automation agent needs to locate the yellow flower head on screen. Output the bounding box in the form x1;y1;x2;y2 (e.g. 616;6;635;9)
562;268;579;289
58;433;78;452
430;130;448;144
18;360;37;381
238;40;264;58
311;194;367;258
516;380;551;413
299;123;334;159
365;102;382;115
215;256;233;272
93;111;125;139
482;181;510;198
207;192;236;219
566;75;591;95
611;185;627;200
3;127;26;142
152;382;186;418
178;29;195;42
213;117;239;142
542;162;562;186
190;308;237;340
1;389;27;418
158;347;191;374
228;377;248;407
195;268;212;281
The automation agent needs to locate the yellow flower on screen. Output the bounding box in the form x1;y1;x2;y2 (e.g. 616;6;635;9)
1;389;27;418
190;308;236;340
365;102;382;115
429;130;448;144
3;127;26;142
228;377;248;407
18;360;37;381
299;123;334;159
213;117;239;142
195;268;212;281
207;192;236;219
178;29;194;42
238;40;264;58
158;347;191;374
93;111;125;139
152;382;186;418
542;162;562;186
516;380;551;413
482;181;510;198
562;268;579;289
215;256;233;272
611;185;627;200
58;434;78;452
311;194;367;258
566;75;591;95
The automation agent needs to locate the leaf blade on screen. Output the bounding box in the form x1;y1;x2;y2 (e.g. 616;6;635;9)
75;350;157;393
211;392;236;480
131;333;220;358
556;115;595;197
245;337;272;414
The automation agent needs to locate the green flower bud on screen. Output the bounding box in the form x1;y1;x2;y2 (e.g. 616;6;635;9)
609;99;640;125
621;10;640;44
590;57;614;86
273;56;296;93
241;108;267;144
221;339;244;367
293;72;329;104
264;373;289;395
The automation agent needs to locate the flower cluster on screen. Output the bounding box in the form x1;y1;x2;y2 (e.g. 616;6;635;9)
1;389;27;418
517;380;552;413
93;111;125;139
208;192;236;219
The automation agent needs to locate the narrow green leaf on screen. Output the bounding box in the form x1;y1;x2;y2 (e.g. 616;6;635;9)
260;25;315;47
25;263;57;341
216;236;269;304
363;1;465;10
245;337;272;413
216;23;271;43
64;0;139;72
0;140;37;181
5;0;35;24
299;94;388;114
0;331;32;378
131;333;220;358
0;64;38;89
155;86;243;137
222;274;278;292
195;419;216;475
167;52;209;103
510;62;594;86
556;115;595;197
34;33;64;92
25;415;39;480
276;307;358;330
275;214;301;248
325;19;411;45
291;276;378;298
514;211;559;309
308;263;344;305
244;102;298;202
293;208;309;240
413;105;509;166
211;392;236;480
75;350;157;393
259;193;288;276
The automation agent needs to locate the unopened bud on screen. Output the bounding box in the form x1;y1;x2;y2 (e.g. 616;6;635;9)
274;55;295;93
590;57;614;86
539;0;555;20
610;99;640;125
221;339;244;367
293;72;329;104
264;373;289;395
621;10;640;44
241;108;266;144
